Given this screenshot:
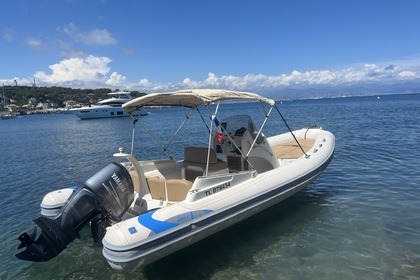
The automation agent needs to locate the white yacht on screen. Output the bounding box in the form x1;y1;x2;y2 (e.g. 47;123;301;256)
69;91;148;119
1;112;18;119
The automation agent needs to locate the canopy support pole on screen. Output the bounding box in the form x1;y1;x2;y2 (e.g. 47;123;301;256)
130;116;139;155
246;105;273;158
137;121;173;159
205;102;220;176
163;107;194;152
196;107;210;134
274;104;309;158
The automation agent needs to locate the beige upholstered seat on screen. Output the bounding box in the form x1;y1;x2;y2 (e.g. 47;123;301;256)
182;147;229;181
146;176;193;202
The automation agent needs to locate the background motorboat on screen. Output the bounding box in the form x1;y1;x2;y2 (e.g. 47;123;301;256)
69;91;148;119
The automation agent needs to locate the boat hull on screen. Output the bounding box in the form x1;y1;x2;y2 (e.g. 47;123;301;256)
1;113;18;119
102;131;334;272
104;169;328;272
70;106;147;119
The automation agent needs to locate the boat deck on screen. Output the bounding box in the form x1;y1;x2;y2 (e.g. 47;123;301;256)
272;139;315;159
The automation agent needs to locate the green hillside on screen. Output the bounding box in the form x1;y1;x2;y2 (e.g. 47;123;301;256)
1;85;146;109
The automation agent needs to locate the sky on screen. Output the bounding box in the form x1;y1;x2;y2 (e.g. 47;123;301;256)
2;0;420;98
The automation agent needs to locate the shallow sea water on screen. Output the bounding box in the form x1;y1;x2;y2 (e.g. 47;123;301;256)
1;93;419;280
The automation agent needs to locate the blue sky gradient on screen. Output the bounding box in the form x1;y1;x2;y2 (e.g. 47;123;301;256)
2;0;420;97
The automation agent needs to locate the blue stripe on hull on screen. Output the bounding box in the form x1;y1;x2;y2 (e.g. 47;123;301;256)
138;211;178;233
138;209;214;234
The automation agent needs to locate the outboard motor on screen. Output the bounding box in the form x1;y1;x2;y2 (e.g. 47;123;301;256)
16;162;134;262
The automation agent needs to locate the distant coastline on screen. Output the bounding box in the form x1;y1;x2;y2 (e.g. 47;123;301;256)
1;85;146;113
3;84;419;114
276;91;420;102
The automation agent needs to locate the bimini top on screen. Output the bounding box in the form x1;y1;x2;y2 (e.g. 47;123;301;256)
123;89;275;114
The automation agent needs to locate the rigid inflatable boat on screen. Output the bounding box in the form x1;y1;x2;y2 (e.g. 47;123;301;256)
16;89;335;272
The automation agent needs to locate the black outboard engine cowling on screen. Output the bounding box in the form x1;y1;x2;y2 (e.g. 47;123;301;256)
16;162;134;262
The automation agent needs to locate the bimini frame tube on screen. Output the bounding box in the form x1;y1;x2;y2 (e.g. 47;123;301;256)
131;104;196;160
205;102;220;176
245;105;274;158
130;117;139;155
125;114;149;197
274;104;309;158
163;105;195;152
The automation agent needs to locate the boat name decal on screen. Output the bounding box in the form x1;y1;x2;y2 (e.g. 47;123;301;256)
205;182;231;196
111;172;126;192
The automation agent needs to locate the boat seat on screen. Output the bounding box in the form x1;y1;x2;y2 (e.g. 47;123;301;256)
146;176;193;202
182;147;229;181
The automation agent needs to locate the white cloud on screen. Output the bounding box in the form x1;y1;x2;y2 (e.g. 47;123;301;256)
34;55;111;84
178;63;420;92
62;23;117;46
140;78;149;86
26;37;43;50
106;72;127;86
57;40;85;58
21;55;420;95
397;70;418;80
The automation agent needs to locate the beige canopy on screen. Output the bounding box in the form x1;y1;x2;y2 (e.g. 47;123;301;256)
123;89;275;114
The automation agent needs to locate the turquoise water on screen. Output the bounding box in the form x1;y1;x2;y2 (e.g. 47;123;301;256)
1;94;420;279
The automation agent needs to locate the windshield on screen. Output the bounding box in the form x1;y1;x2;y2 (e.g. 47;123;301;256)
220;115;256;136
